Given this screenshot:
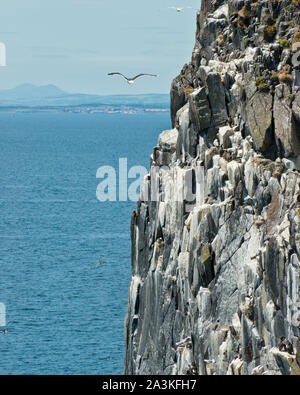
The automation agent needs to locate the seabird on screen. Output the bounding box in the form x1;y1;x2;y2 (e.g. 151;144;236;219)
168;6;192;12
278;336;288;352
0;328;7;334
97;260;107;265
107;72;157;84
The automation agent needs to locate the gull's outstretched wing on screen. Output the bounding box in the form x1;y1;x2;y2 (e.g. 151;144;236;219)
131;73;158;81
168;7;193;11
108;72;129;81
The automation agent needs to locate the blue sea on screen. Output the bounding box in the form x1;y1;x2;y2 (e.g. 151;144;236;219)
0;111;170;374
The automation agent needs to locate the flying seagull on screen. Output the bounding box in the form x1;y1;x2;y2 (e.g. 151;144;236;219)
168;6;192;12
108;72;157;84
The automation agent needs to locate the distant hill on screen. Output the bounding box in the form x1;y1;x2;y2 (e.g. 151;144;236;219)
0;84;66;101
0;84;170;109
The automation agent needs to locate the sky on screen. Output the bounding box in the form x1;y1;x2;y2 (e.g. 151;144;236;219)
0;0;200;95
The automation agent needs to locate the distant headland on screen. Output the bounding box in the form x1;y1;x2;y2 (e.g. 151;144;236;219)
0;84;170;113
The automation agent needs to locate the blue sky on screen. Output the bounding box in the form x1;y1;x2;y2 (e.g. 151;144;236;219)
0;0;200;95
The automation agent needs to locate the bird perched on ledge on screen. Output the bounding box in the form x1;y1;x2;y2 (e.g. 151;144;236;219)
107;72;157;84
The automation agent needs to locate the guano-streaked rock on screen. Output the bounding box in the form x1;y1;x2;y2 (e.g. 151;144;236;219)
125;0;300;376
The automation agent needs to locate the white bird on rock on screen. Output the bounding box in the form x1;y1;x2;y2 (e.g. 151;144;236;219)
107;72;157;85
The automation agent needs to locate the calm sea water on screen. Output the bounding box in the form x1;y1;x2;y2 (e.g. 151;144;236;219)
0;111;170;374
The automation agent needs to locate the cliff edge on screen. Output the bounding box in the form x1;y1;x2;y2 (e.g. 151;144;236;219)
125;0;300;375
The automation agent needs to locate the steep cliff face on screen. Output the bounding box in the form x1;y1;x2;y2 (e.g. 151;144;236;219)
125;0;300;375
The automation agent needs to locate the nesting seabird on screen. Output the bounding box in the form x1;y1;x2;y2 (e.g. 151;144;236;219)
107;72;157;84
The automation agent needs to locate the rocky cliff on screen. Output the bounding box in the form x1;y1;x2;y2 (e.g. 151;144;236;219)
124;0;300;375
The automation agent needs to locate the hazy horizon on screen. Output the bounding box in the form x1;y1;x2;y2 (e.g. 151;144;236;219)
0;82;170;96
0;0;200;95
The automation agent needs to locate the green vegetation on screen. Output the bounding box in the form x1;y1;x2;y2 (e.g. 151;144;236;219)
244;38;251;46
279;39;290;48
270;70;279;83
255;77;270;92
286;94;295;100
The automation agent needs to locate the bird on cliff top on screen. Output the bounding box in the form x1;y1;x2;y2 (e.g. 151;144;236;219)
107;72;157;85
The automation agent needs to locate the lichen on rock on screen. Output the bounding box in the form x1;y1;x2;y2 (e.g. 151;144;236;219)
125;0;300;375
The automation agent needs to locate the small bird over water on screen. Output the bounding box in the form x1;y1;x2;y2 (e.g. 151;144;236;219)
107;72;157;84
0;328;7;334
97;260;107;266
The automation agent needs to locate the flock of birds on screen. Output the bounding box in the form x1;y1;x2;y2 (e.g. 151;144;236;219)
107;5;195;85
